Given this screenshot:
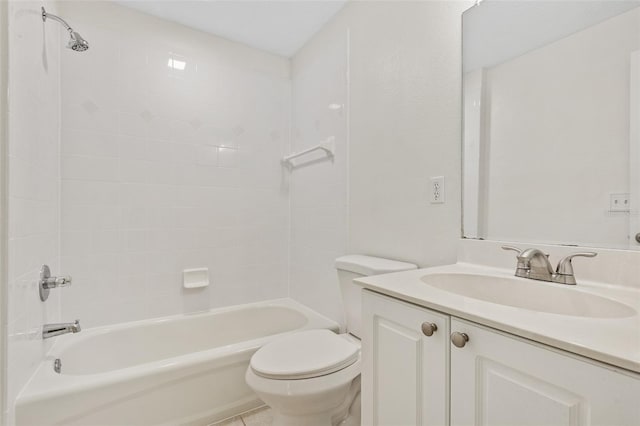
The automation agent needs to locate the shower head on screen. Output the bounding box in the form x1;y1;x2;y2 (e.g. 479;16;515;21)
68;31;89;52
42;7;89;52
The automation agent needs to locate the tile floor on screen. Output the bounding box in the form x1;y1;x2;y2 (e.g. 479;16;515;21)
214;406;274;426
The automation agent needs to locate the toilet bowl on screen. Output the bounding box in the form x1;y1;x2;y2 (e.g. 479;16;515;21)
245;255;417;426
245;331;361;426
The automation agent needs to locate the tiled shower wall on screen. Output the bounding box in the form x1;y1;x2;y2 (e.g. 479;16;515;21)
58;2;291;327
6;0;61;418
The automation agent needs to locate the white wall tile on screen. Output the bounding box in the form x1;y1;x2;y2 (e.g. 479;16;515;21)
118;134;148;160
62;180;120;206
196;145;218;167
218;147;239;168
118;112;149;138
62;156;119;181
62;129;118;158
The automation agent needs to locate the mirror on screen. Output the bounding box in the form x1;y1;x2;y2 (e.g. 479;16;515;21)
462;0;640;250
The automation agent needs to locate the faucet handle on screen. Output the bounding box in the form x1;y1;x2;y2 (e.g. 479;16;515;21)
503;246;549;258
39;265;72;302
556;252;598;276
502;246;531;275
501;245;523;255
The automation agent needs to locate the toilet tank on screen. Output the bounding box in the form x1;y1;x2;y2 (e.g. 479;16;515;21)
335;255;417;338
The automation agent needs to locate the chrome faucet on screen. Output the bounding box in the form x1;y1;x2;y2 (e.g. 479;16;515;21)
42;320;81;339
502;246;597;285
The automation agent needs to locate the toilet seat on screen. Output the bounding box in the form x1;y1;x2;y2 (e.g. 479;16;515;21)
250;329;359;380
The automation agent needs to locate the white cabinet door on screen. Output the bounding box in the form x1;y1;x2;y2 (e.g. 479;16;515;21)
450;318;640;426
362;290;449;426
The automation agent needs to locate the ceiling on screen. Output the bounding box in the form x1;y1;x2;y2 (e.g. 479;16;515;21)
464;0;640;72
116;0;347;57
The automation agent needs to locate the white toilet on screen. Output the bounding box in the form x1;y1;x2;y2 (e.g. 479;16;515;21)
245;255;417;426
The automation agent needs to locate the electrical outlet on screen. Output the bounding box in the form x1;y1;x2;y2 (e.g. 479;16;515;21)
610;193;630;212
430;176;445;204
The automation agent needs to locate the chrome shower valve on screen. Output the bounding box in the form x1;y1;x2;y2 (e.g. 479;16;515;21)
39;265;72;302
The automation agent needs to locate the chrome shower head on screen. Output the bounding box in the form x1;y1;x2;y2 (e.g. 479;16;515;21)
42;7;89;52
68;31;89;52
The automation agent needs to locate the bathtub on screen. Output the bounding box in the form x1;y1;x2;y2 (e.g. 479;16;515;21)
15;299;338;426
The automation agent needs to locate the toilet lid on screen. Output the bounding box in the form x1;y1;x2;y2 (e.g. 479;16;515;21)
250;329;359;380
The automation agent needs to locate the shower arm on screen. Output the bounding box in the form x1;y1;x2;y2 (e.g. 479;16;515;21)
41;6;89;52
42;7;74;33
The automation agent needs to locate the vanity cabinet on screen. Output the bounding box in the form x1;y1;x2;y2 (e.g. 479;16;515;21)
361;290;450;426
450;318;640;426
362;289;640;426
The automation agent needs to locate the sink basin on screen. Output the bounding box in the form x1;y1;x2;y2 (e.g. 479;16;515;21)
421;273;636;318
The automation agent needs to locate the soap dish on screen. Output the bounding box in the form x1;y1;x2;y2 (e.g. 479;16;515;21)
183;268;209;289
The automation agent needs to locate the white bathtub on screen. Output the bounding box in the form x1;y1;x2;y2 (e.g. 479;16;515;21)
16;299;338;426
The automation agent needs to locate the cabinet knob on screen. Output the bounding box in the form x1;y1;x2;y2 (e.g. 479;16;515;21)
451;332;469;348
421;322;437;336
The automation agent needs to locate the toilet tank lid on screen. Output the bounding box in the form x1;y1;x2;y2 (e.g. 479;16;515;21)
335;255;417;276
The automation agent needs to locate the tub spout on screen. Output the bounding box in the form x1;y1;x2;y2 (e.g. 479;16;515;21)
43;320;81;339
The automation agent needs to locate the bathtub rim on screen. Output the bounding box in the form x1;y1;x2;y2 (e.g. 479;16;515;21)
16;298;339;405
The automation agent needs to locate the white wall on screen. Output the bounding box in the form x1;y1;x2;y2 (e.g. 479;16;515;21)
290;1;467;325
0;0;8;422
57;1;292;328
6;0;61;420
346;1;466;268
481;8;639;248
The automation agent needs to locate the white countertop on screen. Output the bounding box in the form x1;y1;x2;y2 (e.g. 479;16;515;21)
355;263;640;374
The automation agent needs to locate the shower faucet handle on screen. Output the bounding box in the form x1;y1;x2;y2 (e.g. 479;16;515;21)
39;265;72;302
42;275;72;288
